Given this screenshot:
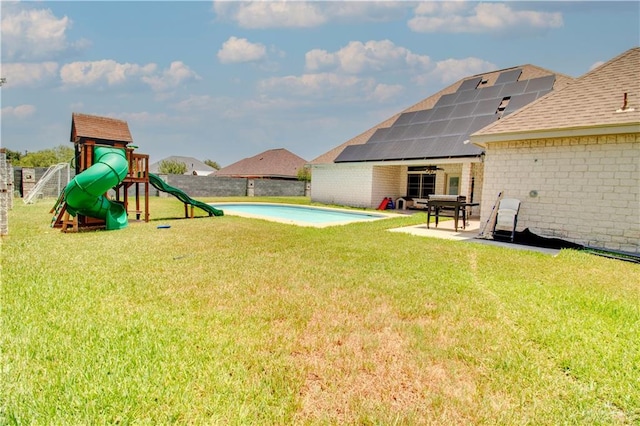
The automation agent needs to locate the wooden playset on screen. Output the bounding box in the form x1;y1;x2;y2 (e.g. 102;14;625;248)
51;113;150;232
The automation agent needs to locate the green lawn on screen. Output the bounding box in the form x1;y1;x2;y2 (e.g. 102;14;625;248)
2;197;639;425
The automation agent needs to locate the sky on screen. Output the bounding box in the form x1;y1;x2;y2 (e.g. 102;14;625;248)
1;1;639;167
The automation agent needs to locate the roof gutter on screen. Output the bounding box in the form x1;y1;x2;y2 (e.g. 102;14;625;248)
471;122;640;148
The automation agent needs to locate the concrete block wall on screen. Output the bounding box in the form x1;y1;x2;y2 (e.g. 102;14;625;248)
160;175;304;197
166;175;246;197
480;134;639;253
310;164;374;208
254;179;306;197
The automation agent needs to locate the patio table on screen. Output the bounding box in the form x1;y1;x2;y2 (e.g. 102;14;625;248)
426;200;480;232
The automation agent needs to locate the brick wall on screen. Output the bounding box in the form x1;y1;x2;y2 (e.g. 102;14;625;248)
372;165;403;207
480;134;639;253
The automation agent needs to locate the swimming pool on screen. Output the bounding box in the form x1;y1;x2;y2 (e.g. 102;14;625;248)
209;203;394;227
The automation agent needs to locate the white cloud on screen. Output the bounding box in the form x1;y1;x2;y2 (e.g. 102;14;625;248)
60;60;157;87
305;40;431;74
408;2;563;34
58;60;199;92
589;61;605;71
173;95;214;112
141;61;201;92
258;73;365;98
1;104;37;119
415;57;497;86
213;1;407;29
1;5;89;61
258;72;404;103
217;37;267;64
213;1;326;29
0;62;59;87
369;84;404;103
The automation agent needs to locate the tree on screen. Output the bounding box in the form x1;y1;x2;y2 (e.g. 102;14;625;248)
158;159;187;174
204;159;220;170
13;145;74;167
4;148;22;163
297;166;311;182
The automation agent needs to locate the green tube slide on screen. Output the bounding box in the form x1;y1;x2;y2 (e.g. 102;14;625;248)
64;146;129;230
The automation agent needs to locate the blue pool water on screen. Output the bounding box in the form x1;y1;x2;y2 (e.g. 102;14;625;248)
209;203;389;226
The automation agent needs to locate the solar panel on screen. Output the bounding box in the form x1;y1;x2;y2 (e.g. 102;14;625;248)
433;92;459;108
406;137;440;159
454;89;479;103
401;124;427;140
334;145;362;162
337;70;557;162
367;127;392;143
503;92;539;115
409;109;434;124
525;75;555;93
495;69;522;84
473;98;502;115
444;117;475;136
367;141;399;161
393;112;416;126
498;80;528;97
474;85;503;100
457;77;483;91
423;120;449;137
396;139;424;159
430;105;455;120
450;101;478;118
468;114;498;134
387;125;409;141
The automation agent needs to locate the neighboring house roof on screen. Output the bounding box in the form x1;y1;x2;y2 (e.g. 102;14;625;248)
216;148;307;179
311;65;573;164
150;156;216;175
70;113;133;144
472;47;640;145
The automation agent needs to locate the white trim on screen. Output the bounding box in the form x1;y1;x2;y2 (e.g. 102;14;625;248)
471;123;640;147
315;156;483;167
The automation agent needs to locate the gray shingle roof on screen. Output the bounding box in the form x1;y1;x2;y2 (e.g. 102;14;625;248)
472;47;640;144
216;148;307;179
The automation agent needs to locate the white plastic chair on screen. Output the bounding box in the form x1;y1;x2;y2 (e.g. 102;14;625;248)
492;198;521;242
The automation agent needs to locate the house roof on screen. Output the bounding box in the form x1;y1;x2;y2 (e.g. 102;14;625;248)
149;156;216;175
311;64;573;164
70;113;133;143
216;148;307;178
472;47;640;144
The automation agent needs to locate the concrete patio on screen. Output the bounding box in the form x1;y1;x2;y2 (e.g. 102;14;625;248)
389;217;562;255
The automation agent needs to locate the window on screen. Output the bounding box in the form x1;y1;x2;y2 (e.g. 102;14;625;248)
407;172;435;198
447;176;460;195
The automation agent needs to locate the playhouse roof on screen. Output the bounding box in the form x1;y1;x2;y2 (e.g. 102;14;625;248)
70;113;133;144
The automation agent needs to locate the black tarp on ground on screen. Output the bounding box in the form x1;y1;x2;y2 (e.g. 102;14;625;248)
493;228;584;250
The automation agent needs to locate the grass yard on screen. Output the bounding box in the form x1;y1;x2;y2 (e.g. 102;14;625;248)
1;197;639;425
